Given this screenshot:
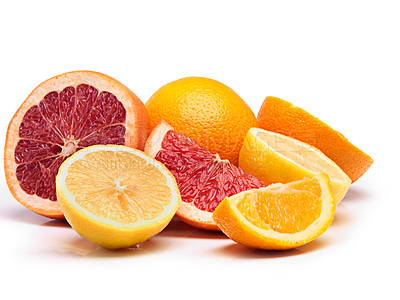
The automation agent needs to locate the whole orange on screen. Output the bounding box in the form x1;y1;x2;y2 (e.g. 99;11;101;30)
145;77;257;165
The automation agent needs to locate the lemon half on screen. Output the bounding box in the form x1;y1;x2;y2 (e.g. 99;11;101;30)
56;145;181;249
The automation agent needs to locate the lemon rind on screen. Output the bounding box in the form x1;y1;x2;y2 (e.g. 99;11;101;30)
243;128;351;203
248;127;351;184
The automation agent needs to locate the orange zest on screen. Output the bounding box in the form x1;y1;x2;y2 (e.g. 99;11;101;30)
257;96;373;182
145;77;257;165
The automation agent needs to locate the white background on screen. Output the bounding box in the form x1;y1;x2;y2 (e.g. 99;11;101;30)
0;1;398;299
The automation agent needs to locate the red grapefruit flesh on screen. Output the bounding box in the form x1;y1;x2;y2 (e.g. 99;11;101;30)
4;71;151;219
145;121;265;231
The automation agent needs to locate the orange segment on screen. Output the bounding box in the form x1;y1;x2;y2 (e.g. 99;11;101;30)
257;96;373;182
212;174;336;250
286;176;323;195
238;181;322;234
56;145;181;249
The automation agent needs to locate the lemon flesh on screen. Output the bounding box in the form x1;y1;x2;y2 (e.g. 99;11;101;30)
56;145;181;249
239;128;351;203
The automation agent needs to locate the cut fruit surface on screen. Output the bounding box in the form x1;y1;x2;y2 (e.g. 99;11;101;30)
56;145;181;249
212;173;336;250
257;96;373;182
4;71;151;219
145;121;265;231
239;128;351;203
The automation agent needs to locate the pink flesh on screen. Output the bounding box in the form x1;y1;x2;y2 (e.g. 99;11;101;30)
155;130;266;212
14;84;127;201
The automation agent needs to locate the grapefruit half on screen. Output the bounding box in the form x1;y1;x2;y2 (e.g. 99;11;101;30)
4;70;151;219
145;120;265;231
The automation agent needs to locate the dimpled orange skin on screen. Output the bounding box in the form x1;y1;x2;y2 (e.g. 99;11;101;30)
257;96;373;182
145;77;257;165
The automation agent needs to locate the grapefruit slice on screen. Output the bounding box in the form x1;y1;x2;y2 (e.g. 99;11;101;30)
4;71;151;219
56;145;181;249
144;120;265;231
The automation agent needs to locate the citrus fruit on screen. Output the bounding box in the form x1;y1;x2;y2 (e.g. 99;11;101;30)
145;77;257;165
239;127;351;203
56;145;181;249
212;173;336;250
145;120;265;231
257;96;373;182
4;70;151;219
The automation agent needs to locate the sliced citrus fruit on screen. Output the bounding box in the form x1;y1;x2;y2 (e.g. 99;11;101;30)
4;71;151;219
56;145;180;249
257;96;373;182
145;120;265;231
212;173;336;250
239;128;351;203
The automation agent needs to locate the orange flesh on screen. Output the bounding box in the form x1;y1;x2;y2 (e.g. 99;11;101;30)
65;150;172;224
237;178;322;234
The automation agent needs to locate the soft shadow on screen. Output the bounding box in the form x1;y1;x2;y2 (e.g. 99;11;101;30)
0;203;50;225
331;204;357;228
44;235;171;259
296;235;337;253
1;204;70;227
47;236;98;257
85;238;170;258
343;187;370;202
158;217;227;239
209;235;336;259
41;219;70;227
210;243;302;259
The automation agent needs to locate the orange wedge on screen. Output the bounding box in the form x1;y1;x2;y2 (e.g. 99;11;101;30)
257;96;373;182
56;145;181;249
212;174;336;250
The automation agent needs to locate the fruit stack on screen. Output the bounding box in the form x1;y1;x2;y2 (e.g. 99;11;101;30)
4;71;373;250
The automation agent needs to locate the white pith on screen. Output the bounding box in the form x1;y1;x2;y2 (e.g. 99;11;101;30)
144;120;220;230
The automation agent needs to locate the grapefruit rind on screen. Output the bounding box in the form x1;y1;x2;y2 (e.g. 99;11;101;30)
4;70;151;219
174;202;220;231
144;120;220;231
212;173;336;250
56;145;181;249
144;120;173;157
